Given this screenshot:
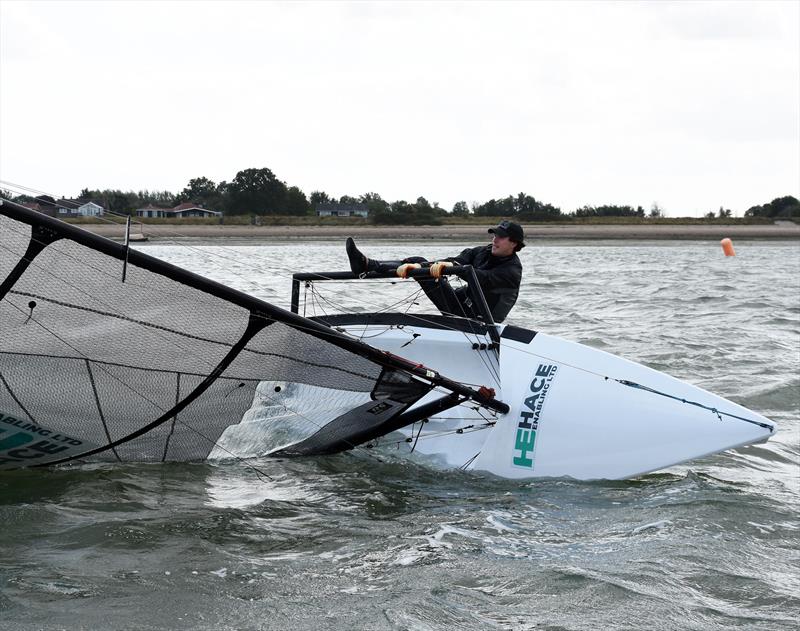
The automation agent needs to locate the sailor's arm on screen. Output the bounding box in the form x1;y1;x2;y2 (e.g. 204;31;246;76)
429;247;480;278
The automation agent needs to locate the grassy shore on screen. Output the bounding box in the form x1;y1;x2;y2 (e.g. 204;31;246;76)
77;220;800;241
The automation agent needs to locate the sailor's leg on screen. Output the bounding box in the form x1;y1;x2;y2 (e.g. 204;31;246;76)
375;260;404;273
417;279;469;318
346;238;407;276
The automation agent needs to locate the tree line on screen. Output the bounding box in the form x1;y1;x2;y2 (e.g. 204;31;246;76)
3;166;797;222
743;196;800;219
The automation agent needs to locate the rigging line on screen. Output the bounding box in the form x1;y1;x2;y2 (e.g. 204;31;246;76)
418;388;501;423
411;423;494;441
331;324;398;341
402;287;425;315
404;415;485;421
614;379;774;430
409;420;425;453
461;327;501;389
460;452;481;471
477;334;772;428
302;278;501;388
0;181;78;201
143;231;504;328
305;280;427;317
309;283;328;317
305;290;435;343
307;284;329;322
2;298;277;479
161;372;181;462
382;422;496;449
0;372;38;424
84;359;122;462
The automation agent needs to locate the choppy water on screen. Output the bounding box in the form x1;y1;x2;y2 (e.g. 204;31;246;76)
2;239;798;631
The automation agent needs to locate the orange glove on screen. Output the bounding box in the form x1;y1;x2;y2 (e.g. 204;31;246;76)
429;261;454;279
396;263;422;278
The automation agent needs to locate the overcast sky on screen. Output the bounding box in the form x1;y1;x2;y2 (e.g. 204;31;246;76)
1;0;798;216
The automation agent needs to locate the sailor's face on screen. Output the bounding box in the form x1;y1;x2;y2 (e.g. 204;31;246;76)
491;235;516;257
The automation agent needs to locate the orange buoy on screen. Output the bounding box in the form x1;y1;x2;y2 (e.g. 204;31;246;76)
721;238;736;257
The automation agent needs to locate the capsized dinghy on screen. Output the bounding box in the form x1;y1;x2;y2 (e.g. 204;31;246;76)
0;199;775;479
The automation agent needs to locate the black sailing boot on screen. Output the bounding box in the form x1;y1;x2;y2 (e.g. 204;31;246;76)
346;237;377;275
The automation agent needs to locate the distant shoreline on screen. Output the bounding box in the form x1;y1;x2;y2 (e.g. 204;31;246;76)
81;222;800;241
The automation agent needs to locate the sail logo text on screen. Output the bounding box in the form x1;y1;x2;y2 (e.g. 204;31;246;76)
0;412;86;468
512;363;558;469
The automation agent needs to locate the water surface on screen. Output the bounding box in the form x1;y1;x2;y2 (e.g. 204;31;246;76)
2;239;798;630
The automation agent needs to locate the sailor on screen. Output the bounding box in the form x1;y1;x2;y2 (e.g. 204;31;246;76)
345;220;524;323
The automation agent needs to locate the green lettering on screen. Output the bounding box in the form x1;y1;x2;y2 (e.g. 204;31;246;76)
513;428;536;468
0;432;33;452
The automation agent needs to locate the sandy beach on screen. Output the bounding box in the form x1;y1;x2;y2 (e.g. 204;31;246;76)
83;221;800;241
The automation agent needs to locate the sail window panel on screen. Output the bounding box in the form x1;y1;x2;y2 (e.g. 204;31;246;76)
1;297;82;357
158;375;260;462
77;364;210;463
80;372;260;463
3;288;236;375
5;244;252;375
229;322;381;392
0;355;107;444
14;239;251;348
210;381;373;459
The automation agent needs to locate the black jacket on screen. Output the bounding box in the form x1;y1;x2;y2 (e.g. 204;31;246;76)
446;245;522;323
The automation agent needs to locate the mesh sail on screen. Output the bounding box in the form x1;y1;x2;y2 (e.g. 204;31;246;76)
0;203;434;469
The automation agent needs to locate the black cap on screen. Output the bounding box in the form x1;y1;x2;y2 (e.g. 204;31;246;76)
488;220;525;247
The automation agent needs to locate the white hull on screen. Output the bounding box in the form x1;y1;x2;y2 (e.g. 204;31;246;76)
329;319;775;480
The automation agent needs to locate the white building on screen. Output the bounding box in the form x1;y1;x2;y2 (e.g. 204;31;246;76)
77;201;104;217
135;203;221;219
315;203;368;218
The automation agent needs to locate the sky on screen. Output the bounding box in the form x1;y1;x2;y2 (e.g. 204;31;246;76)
1;0;798;217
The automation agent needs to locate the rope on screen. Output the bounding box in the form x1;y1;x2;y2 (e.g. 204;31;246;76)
613;378;774;430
